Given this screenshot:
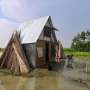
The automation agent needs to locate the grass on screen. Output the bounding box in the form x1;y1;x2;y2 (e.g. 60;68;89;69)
0;48;4;52
64;48;90;59
0;48;4;57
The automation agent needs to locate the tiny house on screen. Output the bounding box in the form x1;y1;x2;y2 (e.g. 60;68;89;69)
17;16;58;68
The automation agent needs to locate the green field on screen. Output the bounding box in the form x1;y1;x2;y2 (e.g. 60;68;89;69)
64;48;90;59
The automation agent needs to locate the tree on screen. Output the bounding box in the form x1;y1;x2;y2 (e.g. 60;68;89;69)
71;30;90;52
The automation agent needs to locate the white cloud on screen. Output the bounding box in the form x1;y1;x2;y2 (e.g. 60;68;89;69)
0;0;58;47
0;0;28;21
0;0;47;22
0;0;48;48
0;18;18;48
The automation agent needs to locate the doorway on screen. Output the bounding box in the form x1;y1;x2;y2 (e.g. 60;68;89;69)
45;42;49;63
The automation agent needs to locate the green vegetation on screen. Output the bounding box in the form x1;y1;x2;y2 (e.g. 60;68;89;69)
65;30;90;59
64;48;90;59
0;48;4;52
71;30;90;52
0;48;4;58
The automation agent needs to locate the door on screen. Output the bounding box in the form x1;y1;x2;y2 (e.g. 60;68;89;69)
45;42;49;63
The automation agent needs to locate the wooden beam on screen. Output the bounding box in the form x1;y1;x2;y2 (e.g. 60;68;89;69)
44;26;59;31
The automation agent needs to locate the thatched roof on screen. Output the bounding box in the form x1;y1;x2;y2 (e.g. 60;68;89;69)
0;32;30;73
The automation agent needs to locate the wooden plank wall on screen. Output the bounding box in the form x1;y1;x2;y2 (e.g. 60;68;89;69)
36;40;45;67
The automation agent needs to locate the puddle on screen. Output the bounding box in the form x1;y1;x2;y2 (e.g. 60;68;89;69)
0;69;89;90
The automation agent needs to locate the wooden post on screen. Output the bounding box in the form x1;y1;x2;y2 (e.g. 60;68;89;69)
85;63;88;73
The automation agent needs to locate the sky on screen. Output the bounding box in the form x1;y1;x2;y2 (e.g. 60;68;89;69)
0;0;90;48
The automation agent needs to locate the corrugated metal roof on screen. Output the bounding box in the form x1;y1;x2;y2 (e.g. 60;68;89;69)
17;16;50;44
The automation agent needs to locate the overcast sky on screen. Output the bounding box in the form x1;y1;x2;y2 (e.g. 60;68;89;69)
0;0;90;48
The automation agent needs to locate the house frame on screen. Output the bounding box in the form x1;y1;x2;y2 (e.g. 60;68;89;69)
17;16;58;68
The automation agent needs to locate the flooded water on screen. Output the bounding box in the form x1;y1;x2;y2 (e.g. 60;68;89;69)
0;68;89;90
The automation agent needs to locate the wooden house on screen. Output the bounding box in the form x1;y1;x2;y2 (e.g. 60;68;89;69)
0;16;65;73
17;16;58;68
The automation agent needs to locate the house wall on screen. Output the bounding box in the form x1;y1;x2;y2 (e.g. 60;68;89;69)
22;43;36;68
36;40;57;66
36;26;57;67
36;40;45;67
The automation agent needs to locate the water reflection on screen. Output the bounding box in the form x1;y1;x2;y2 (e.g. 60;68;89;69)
0;75;28;90
0;69;58;90
0;69;89;90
